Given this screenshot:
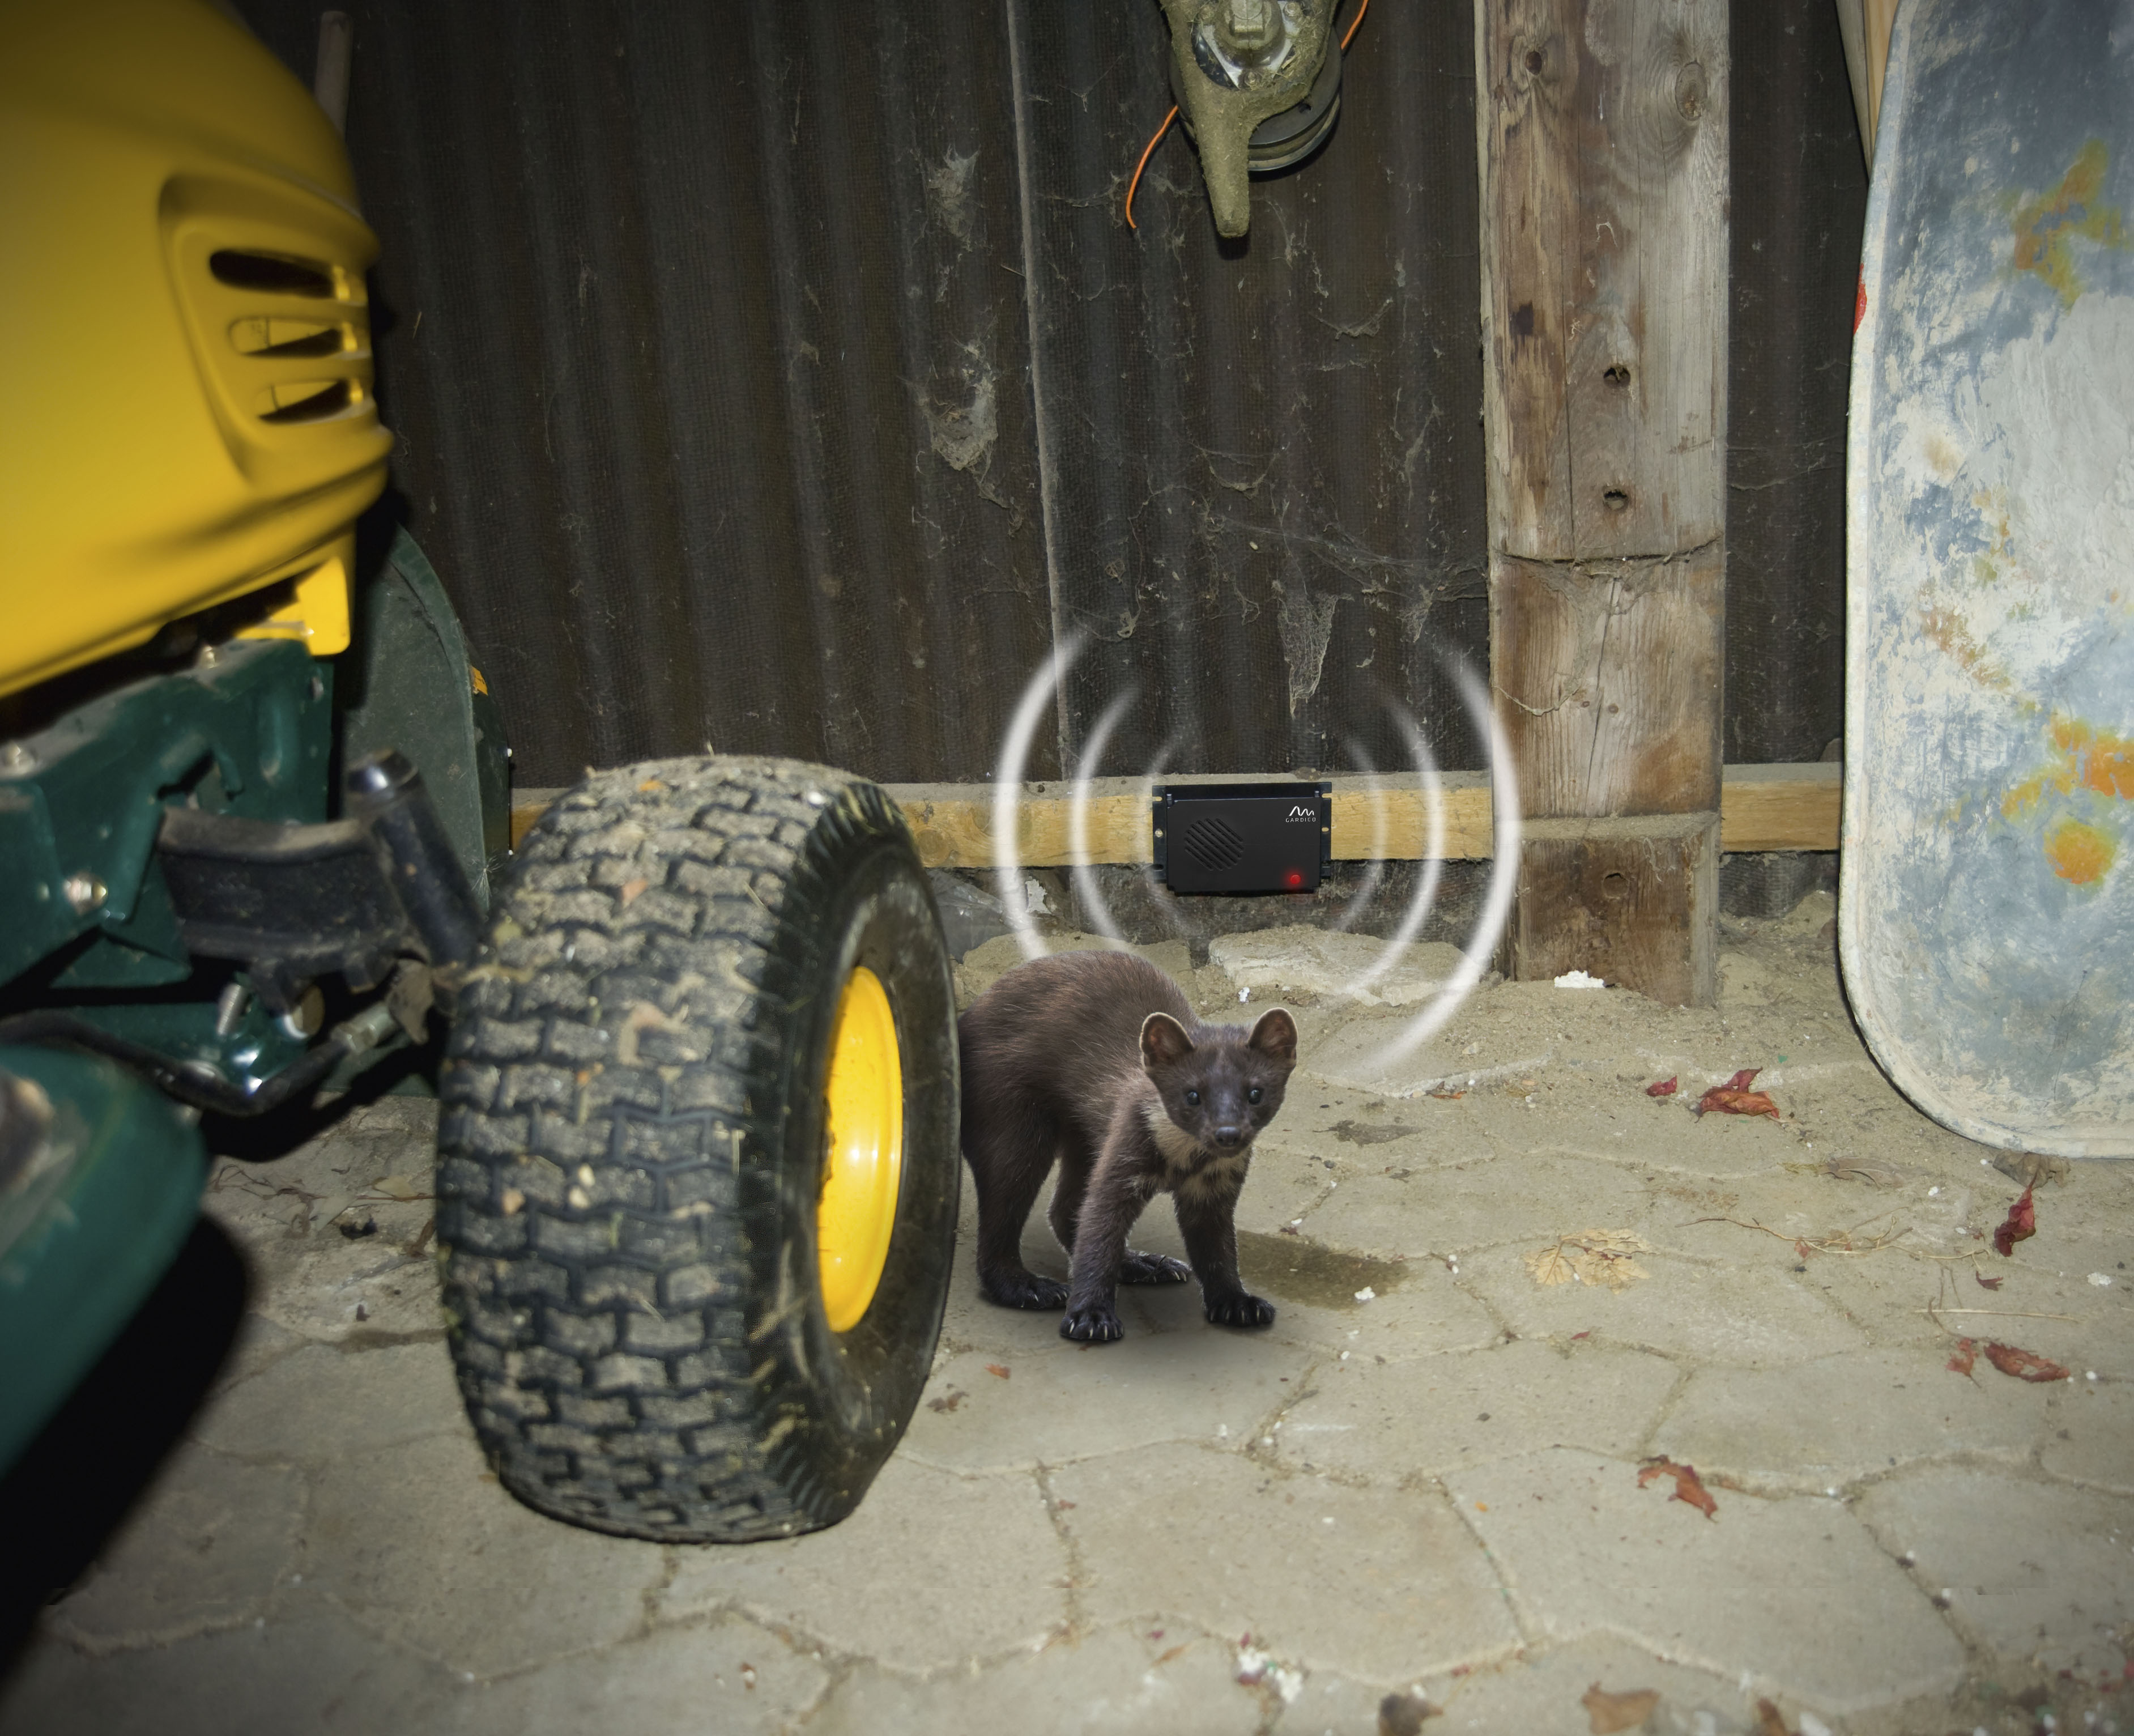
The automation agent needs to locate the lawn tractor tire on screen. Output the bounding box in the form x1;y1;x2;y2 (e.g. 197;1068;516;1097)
435;756;959;1542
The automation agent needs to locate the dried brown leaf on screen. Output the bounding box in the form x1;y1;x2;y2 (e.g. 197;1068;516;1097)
1754;1700;1796;1736
1697;1084;1781;1120
1637;1456;1718;1520
1528;1229;1652;1292
1582;1682;1660;1733
1992;1184;2037;1257
1983;1341;2069;1382
1992;1151;2070;1188
1974;1272;2004;1291
985;1363;1011;1379
1946;1338;1977;1377
1645;1077;1679;1097
1525;1245;1578;1287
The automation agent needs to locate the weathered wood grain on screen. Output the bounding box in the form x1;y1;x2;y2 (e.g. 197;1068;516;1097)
510;761;1838;866
1480;0;1730;1003
1720;759;1841;851
1514;813;1719;1006
1490;546;1724;818
1478;0;1730;560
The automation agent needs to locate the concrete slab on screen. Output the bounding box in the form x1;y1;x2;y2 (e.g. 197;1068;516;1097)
1208;927;1475;1007
662;1454;1068;1671
1251;1262;1503;1363
1854;1467;2134;1672
1652;1347;2044;1494
0;1593;459;1736
455;1613;827;1735
1459;1243;1870;1367
2041;1379;2134;1494
1404;1633;1774;1735
803;1626;1263;1736
1049;1441;1519;1683
201;1109;441;1345
1267;1338;1680;1481
297;1427;665;1679
42;1441;303;1654
901;1335;1312;1475
1301;1152;1654;1260
1446;1447;1967;1715
194;1340;466;1463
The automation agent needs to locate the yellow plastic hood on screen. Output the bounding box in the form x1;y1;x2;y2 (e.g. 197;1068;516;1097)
0;0;391;697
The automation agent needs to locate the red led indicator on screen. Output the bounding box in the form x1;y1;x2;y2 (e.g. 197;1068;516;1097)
1287;870;1304;888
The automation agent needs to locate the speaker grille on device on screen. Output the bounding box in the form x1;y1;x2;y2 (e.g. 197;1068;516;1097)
1182;815;1245;872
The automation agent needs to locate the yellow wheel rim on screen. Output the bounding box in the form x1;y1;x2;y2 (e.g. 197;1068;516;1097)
816;965;904;1333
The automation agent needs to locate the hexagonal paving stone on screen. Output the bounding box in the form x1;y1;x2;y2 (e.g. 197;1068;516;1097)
663;1453;1068;1671
1050;1441;1518;1683
1446;1447;1964;1716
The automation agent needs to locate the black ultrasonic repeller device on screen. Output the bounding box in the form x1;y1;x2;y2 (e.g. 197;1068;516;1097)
1151;781;1334;895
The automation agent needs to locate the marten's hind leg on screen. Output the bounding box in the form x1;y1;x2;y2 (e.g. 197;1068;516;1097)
962;1092;1069;1310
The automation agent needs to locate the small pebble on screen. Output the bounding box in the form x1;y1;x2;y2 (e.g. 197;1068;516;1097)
1354;1287;1375;1303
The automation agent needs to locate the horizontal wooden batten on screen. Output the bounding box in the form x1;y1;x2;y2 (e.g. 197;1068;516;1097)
510;761;1839;866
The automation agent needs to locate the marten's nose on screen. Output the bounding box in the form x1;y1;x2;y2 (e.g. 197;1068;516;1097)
1212;1125;1243;1148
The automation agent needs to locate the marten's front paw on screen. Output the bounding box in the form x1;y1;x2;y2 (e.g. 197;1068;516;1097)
1118;1250;1192;1286
1206;1291;1276;1329
1059;1303;1124;1343
981;1272;1069;1310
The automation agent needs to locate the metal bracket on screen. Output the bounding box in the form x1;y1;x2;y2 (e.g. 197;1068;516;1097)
1161;0;1335;237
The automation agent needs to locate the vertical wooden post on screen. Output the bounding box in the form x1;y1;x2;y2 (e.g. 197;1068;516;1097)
1476;0;1728;1006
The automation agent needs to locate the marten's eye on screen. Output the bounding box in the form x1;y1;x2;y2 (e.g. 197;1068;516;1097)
1185;1089;1201;1107
1247;1087;1263;1105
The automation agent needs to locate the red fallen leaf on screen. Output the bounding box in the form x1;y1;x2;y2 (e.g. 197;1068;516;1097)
985;1363;1011;1379
1946;1338;1977;1377
1696;1081;1782;1120
1582;1683;1661;1734
1645;1077;1679;1097
1637;1456;1718;1520
1992;1183;2037;1257
1975;1272;2004;1291
1795;1240;1815;1260
1983;1341;2069;1382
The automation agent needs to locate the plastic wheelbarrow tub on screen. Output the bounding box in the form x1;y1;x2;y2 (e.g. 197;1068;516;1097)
1842;0;2134;1158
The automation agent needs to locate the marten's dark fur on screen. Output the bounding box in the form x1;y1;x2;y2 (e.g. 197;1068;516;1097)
956;950;1297;1343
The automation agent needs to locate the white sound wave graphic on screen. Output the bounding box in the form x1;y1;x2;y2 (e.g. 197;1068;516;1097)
987;641;1519;1077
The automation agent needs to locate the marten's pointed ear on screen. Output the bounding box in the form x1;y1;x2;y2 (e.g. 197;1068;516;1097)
1140;1012;1194;1069
1247;1007;1298;1066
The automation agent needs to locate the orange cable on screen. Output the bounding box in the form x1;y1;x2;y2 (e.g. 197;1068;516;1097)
1125;0;1368;232
1124;105;1178;231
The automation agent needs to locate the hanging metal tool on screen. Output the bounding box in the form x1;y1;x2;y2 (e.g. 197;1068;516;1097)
1160;0;1337;238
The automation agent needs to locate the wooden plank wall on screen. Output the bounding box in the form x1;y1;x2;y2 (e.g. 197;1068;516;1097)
512;761;1839;864
1476;0;1730;1005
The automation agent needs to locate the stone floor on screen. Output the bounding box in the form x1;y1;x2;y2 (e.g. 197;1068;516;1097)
2;891;2130;1735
